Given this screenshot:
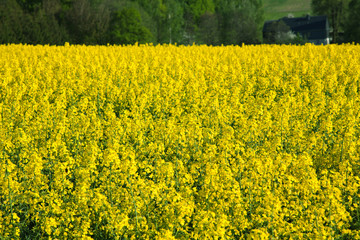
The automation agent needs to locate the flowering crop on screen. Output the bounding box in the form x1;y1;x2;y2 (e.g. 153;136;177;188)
0;43;360;239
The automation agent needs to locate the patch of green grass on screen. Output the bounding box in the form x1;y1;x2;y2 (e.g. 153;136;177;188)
263;0;312;21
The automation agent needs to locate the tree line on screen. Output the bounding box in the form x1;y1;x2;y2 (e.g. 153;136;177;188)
1;0;359;45
312;0;360;43
0;0;264;45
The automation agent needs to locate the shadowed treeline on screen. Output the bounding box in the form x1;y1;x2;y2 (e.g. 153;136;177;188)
1;0;359;45
0;0;264;45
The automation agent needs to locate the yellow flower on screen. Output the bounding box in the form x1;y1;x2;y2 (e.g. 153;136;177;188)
0;43;360;239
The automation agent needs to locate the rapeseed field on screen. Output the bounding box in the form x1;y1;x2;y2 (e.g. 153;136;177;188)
0;43;359;239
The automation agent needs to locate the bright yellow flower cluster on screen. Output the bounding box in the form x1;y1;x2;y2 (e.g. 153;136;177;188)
0;43;360;239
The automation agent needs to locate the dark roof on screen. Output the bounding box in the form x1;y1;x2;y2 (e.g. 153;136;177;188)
263;15;329;40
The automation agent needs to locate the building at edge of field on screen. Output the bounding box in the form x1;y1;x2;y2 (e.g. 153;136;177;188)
263;15;330;45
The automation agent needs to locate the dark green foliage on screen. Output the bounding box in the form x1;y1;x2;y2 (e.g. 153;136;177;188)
197;12;220;45
158;0;184;44
0;0;69;44
344;0;360;43
220;8;259;44
65;0;110;44
16;0;42;12
0;0;24;44
186;0;215;20
263;20;294;44
217;0;264;45
2;0;360;45
108;7;152;45
0;0;266;45
311;0;350;43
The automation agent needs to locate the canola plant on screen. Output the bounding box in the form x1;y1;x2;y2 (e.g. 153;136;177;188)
0;44;359;239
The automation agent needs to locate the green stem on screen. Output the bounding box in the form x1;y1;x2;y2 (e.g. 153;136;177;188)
127;174;139;235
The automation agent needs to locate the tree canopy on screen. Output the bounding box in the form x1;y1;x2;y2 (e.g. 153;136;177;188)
109;7;152;44
1;0;359;45
344;0;360;43
311;0;350;43
0;0;265;45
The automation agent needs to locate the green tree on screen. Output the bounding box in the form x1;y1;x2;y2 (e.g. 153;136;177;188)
187;0;215;19
182;0;216;44
104;0;157;43
157;0;184;44
344;0;360;42
32;8;70;44
65;0;110;44
0;0;69;44
1;0;266;45
311;0;350;43
0;0;24;43
16;0;42;12
218;0;263;44
108;7;152;44
135;0;184;44
263;20;291;43
263;20;305;44
197;12;220;45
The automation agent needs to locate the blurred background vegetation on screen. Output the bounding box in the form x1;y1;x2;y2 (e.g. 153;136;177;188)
263;0;311;21
0;0;359;45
